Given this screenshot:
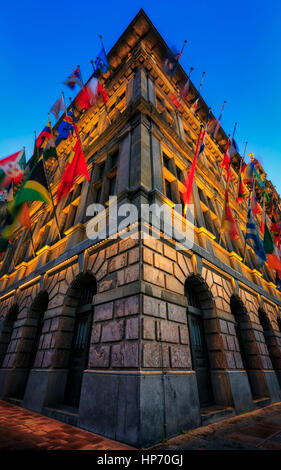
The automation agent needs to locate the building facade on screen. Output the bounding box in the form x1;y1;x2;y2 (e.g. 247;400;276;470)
0;10;281;447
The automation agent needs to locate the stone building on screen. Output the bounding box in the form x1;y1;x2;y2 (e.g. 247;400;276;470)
0;10;281;448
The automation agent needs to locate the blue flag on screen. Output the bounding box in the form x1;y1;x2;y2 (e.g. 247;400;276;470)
95;46;109;74
246;206;266;266
55;112;75;146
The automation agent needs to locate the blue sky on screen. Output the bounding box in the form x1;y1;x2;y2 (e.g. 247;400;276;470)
0;1;281;191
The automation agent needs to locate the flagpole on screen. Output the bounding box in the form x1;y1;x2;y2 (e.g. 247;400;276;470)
178;40;188;60
35;131;62;241
77;65;84;86
90;60;111;124
236;141;248;200
232;122;237;139
219;134;231;187
99;34;105;50
214;100;226;139
243;178;255;263
66;100;96;203
48;113;62;176
198;72;205;95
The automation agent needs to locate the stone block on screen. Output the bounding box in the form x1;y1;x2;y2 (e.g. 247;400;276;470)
179;325;189;345
115;296;139;317
106;244;118;259
91;324;101;343
109;253;127;273
154;253;173;274
128;247;139;265
96;261;108;281
142;343;161;368
117;264;139;286
94;302;114;321
143;235;163;254
119;237;139;253
142;317;156;340
143;265;164;287
219;319;228;334
126;318;139;339
89;345;110;368
170;345;191;368
163;244;177;261
143;296;166;318
143;247;153;265
111;342;138;367
165;275;184;294
101;320;124;342
159;321;179;343
167;303;186;324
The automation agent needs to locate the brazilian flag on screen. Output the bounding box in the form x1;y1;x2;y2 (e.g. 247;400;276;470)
14;159;51;208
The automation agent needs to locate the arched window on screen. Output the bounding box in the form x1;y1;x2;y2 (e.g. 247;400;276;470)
185;278;214;408
64;272;97;408
0;304;19;367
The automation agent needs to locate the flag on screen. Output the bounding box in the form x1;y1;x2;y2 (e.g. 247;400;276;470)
14;159;51;207
197;111;210;159
94;46;110;74
221;187;239;240
237;161;246;204
246;206;266;266
190;94;200;113
207;117;217;135
264;223;281;271
37;122;52;150
43;135;58;161
170;93;180;108
243;161;255;184
75;76;108;110
260;194;266;234
251;184;259;215
213;101;226;139
2;202;31;239
50;94;67;120
229;137;239;157
162;46;180;77
0;149;26;188
180;78;190;99
55;112;75;146
64;67;83;89
221;139;231;172
56;138;90;203
182;126;204;215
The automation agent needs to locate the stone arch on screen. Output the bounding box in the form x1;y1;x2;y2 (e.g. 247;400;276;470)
185;273;214;313
20;291;50;399
0;304;19;367
230;294;272;399
185;274;218;408
258;307;281;388
55;271;97;408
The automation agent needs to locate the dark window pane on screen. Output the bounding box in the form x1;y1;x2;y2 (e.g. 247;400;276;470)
165;179;172;201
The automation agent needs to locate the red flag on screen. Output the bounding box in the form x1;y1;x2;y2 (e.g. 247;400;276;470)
75;76;108;110
183;126;204;216
170;93;180;108
221;187;239;240
221;138;231;173
56;139;90;204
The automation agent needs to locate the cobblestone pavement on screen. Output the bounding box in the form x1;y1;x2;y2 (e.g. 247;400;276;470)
0;400;134;450
149;402;281;450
